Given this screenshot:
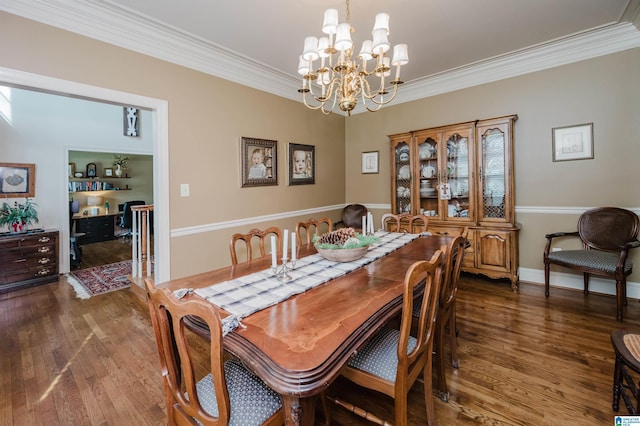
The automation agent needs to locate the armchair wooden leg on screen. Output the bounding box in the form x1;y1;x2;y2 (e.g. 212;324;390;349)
616;281;624;322
583;273;590;295
544;263;550;297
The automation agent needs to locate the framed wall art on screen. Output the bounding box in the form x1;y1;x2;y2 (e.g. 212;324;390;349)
104;167;114;177
552;123;594;162
241;137;278;187
0;162;36;197
289;143;315;185
361;151;379;174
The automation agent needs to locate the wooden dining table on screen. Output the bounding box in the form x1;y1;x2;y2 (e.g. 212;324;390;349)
155;233;452;425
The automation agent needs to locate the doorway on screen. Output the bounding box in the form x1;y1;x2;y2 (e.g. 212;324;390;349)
0;66;170;282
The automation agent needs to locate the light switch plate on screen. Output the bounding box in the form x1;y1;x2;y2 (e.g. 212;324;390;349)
180;183;190;197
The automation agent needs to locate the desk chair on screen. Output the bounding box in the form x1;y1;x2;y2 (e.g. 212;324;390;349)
328;250;444;426
145;280;284;425
116;200;146;239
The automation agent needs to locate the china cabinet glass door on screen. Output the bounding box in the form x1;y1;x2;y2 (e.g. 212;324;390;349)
477;121;512;223
442;129;474;221
416;132;440;218
390;134;413;215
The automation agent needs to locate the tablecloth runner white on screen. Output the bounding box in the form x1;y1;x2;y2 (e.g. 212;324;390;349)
194;231;421;319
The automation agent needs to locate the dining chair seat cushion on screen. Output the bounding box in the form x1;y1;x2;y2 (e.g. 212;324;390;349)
547;250;633;274
194;359;283;425
347;327;417;382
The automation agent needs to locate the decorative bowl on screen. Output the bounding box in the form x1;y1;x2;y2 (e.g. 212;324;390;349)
316;246;368;262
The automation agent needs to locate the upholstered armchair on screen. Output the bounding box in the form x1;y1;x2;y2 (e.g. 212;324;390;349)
544;207;639;321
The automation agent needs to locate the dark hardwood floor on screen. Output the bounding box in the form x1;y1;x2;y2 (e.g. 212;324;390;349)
75;239;133;270
1;258;636;424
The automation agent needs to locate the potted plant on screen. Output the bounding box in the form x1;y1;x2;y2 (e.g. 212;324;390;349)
0;198;39;233
112;154;129;177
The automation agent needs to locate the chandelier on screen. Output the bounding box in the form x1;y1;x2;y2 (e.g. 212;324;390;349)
297;0;408;115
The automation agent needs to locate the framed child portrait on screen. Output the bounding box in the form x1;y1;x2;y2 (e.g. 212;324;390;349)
288;143;315;185
241;137;278;187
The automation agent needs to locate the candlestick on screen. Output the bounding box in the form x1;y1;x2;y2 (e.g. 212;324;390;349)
362;216;367;235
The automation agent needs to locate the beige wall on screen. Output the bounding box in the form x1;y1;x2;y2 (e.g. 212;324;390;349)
0;12;345;278
346;48;640;285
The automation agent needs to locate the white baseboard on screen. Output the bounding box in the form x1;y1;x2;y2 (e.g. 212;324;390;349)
519;267;640;299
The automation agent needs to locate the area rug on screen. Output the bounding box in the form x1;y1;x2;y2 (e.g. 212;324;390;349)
67;260;132;299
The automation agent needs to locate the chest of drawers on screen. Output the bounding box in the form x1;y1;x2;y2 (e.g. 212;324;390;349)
0;230;59;293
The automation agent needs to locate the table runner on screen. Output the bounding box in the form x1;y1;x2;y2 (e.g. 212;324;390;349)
194;231;422;319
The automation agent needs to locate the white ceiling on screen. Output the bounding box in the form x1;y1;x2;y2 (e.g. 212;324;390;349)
2;0;640;113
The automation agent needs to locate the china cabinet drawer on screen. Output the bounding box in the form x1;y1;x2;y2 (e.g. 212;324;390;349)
0;230;59;292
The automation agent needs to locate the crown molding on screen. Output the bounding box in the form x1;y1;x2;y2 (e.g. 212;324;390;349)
2;1;639;115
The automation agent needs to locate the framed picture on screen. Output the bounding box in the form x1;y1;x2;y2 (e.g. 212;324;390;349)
68;162;76;177
552;123;594;162
0;162;36;198
104;167;114;177
362;151;379;174
241;137;278;187
288;143;315;185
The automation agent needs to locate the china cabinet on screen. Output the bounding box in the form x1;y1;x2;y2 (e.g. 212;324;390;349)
389;115;519;289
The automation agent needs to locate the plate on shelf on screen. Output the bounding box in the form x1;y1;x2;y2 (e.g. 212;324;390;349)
419;144;434;160
421;165;436;178
398;165;410;180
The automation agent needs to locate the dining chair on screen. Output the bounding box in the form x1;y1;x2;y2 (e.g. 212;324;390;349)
229;227;282;265
421;228;468;402
328;249;444;426
145;280;284;425
544;207;640;321
295;217;333;246
381;212;430;234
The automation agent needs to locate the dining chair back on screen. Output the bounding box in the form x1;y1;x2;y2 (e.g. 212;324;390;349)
145;280;284;425
329;249;444;426
229;227;282;265
431;228;468;401
381;212;430;234
544;207;640;321
295;218;333;246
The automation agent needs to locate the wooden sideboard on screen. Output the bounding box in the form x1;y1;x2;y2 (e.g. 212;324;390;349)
0;229;59;293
